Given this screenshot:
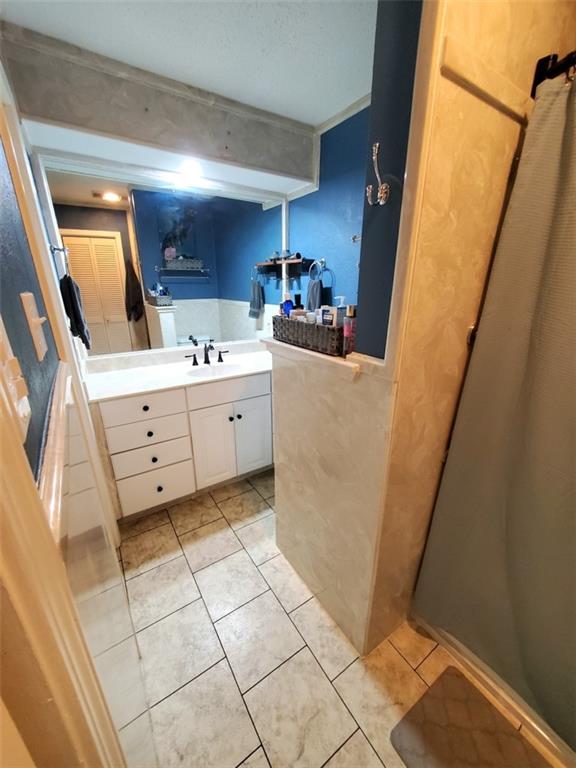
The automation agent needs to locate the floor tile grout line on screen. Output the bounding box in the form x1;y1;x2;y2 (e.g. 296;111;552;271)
280;598;392;766
221;656;266;763
119;472;271;543
147;655;226;711
256;557;314;615
221;507;275;533
171;511;224;538
318;728;361;768
388;636;438;674
119;512;171;542
239;644;306;697
232;745;269;768
123;550;182;581
328;653;360;683
261;576;368;758
133;596;203;635
92;628;139;660
183;541;244;577
182;518;271;763
211;585;272;624
117;706;150;734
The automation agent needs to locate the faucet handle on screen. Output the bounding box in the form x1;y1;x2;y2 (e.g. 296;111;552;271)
217;350;230;363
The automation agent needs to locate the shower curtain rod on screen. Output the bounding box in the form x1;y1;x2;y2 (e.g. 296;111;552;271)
531;50;576;97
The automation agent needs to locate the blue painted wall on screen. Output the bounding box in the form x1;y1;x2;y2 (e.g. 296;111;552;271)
132;189;219;300
214;200;281;302
1;140;59;479
132;108;368;307
214;108;368;306
290;108;369;306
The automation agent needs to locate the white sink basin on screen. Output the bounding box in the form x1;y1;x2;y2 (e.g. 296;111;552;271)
186;362;247;379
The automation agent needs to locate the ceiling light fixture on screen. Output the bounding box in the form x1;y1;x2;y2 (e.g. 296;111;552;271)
175;159;204;188
102;191;122;203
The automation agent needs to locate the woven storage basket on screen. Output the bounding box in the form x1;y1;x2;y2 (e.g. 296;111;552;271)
272;315;343;356
147;295;173;307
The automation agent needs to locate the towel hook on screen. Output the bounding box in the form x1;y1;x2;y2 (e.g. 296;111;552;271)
366;142;390;206
308;258;326;280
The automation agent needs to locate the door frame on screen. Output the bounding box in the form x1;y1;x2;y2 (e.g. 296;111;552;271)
0;72;119;545
1;65;125;766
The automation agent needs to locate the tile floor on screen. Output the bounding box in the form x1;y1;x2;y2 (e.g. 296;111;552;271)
117;469;550;768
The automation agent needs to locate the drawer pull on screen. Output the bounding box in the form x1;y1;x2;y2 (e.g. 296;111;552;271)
151;456;158;463
143;405;150;412
228;416;234;422
147;430;154;437
157;485;163;493
236;414;243;420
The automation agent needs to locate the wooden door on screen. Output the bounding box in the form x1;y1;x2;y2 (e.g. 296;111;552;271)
61;231;131;355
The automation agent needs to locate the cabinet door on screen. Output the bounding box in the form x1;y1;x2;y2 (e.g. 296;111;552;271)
189;403;237;490
234;395;272;476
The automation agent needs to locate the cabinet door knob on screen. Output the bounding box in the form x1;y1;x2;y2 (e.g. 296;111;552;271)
151;456;158;463
228;416;235;422
157;485;163;493
147;431;154;437
142;405;150;412
236;414;243;420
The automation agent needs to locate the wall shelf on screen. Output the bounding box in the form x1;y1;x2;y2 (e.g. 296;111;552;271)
157;267;211;283
255;257;314;279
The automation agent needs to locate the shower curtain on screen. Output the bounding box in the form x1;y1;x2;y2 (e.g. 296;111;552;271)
413;76;575;750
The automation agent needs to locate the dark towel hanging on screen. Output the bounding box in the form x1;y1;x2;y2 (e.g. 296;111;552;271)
125;260;144;322
59;274;91;350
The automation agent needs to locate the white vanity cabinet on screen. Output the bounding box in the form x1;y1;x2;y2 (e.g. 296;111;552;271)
186;374;272;491
234;395;272;476
99;371;272;517
189;403;238;489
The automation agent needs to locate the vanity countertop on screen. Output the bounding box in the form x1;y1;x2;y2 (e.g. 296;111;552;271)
85;350;272;402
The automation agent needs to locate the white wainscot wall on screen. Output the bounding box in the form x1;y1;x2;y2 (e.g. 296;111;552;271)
174;299;277;343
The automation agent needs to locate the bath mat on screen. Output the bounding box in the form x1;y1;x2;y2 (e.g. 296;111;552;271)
390;666;550;767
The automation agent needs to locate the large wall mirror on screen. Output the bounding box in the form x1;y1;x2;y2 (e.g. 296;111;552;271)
47;172;283;355
38;92;368;361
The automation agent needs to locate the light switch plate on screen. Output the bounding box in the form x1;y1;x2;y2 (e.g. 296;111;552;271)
20;291;48;362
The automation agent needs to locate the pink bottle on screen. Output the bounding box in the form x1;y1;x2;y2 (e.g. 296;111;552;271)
343;305;357;355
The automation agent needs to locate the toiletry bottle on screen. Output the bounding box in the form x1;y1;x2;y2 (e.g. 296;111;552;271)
343;305;357;354
335;296;346;327
282;293;294;318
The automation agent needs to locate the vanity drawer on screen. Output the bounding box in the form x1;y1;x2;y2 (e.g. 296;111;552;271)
99;388;186;428
111;436;193;480
105;413;189;455
186;373;271;411
117;459;196;517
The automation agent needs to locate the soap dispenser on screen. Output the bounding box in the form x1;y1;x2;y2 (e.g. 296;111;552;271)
282;293;294;318
335;296;346;327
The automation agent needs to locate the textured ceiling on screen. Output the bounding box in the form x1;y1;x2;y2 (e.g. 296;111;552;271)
46;172;130;208
1;1;377;126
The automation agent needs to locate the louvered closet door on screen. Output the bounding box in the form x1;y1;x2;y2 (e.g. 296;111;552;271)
91;237;131;353
62;233;132;355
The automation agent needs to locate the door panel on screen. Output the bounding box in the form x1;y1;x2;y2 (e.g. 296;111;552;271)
189;403;237;489
234;395;272;476
61;232;132;355
92;237;126;322
63;236;104;324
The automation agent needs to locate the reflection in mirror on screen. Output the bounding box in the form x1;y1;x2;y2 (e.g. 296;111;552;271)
131;189;281;346
45;105;368;359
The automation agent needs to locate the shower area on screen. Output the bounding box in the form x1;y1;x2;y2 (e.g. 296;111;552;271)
413;58;575;756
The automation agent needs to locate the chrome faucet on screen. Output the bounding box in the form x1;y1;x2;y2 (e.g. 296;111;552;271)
203;342;215;364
